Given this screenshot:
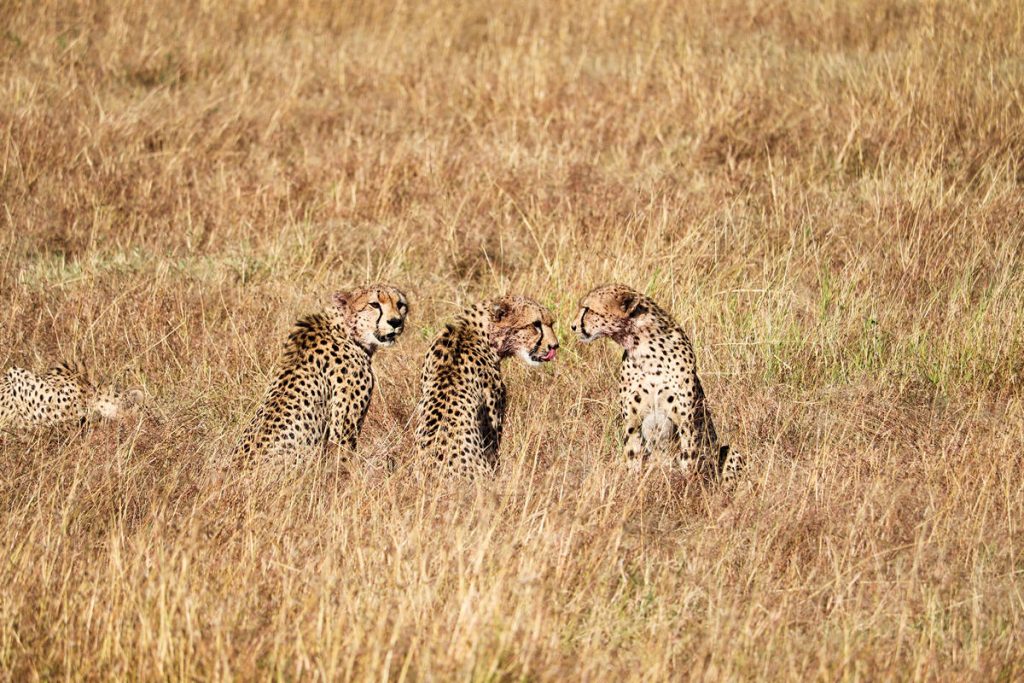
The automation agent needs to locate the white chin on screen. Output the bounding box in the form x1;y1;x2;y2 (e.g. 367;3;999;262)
517;350;541;367
577;334;597;344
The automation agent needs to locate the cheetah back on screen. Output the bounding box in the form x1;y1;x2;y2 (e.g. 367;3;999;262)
0;363;93;429
415;320;506;477
236;314;375;465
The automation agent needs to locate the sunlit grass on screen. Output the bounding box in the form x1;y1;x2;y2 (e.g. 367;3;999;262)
1;0;1023;679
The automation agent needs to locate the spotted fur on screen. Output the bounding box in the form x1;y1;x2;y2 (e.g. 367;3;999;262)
234;283;409;467
571;284;743;484
0;361;142;431
414;295;558;477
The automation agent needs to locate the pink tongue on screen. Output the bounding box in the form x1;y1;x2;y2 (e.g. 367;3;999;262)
542;348;557;361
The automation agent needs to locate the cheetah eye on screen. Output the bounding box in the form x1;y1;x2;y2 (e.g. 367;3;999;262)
368;302;382;310
533;321;542;330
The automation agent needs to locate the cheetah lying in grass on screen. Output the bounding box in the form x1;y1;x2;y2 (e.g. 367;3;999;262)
0;360;142;431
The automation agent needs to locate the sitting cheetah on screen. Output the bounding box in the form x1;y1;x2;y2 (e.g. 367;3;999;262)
571;284;742;484
0;361;142;431
234;283;409;466
414;295;558;477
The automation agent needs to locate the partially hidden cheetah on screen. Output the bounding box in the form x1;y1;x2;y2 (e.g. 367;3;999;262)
0;361;142;431
571;284;743;484
414;295;558;477
234;283;409;467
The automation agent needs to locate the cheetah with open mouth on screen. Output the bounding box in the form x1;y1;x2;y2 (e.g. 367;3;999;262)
234;283;409;467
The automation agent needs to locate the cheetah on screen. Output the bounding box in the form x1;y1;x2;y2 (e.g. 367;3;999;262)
571;284;742;484
414;295;558;477
234;283;409;467
0;361;142;431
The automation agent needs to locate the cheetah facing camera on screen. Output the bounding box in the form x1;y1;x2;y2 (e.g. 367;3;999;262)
414;295;559;477
0;361;143;431
571;284;743;485
234;283;409;467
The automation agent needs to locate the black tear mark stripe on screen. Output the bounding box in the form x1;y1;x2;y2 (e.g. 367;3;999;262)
530;326;544;357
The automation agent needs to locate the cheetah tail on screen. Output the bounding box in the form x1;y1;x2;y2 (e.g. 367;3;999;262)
716;445;744;485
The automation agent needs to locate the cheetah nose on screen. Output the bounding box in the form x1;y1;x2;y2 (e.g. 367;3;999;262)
387;317;404;329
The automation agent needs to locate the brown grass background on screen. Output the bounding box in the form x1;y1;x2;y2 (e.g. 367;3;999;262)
2;0;1023;679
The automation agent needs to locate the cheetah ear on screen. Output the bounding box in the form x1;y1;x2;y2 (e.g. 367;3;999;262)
620;294;646;318
490;300;510;322
331;290;352;312
124;386;144;406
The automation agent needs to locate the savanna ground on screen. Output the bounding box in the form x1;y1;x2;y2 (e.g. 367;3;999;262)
2;0;1023;679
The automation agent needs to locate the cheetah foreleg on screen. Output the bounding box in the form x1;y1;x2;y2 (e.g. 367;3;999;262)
622;418;647;472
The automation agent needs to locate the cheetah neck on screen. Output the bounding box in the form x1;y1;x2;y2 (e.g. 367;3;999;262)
450;309;503;366
489;326;521;361
354;338;379;357
327;310;377;357
618;310;678;357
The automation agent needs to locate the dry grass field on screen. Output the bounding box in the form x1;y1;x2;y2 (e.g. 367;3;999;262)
2;0;1023;679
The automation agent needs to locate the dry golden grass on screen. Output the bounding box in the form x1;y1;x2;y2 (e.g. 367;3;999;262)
2;0;1023;679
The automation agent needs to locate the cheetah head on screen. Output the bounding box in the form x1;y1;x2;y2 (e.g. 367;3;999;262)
571;284;650;347
87;384;145;421
486;295;559;366
332;283;410;353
